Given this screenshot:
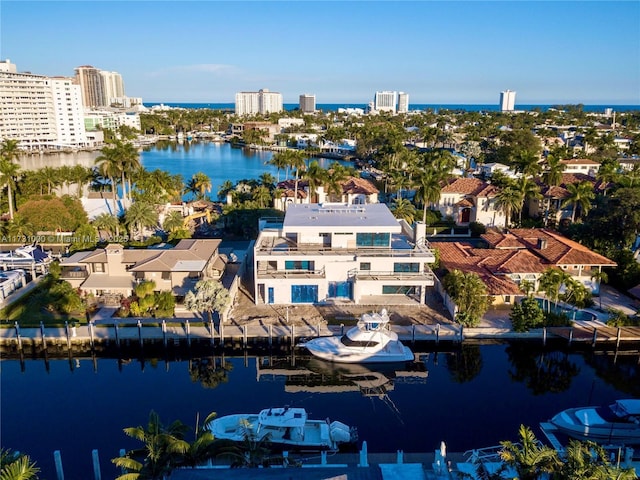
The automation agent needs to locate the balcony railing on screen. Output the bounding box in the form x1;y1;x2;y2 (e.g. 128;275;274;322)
256;267;326;279
349;269;435;283
60;269;89;279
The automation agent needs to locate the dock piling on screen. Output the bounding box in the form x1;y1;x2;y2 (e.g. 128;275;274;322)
543;327;547;346
185;319;191;347
114;321;120;348
65;321;71;350
161;320;167;347
412;325;416;344
89;321;95;350
137;320;143;345
436;323;440;344
92;449;101;480
269;324;273;346
54;450;64;480
14;321;22;351
591;327;598;348
616;327;621;349
568;328;573;346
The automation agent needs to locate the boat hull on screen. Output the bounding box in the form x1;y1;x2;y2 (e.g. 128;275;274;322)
550;407;640;444
303;336;414;363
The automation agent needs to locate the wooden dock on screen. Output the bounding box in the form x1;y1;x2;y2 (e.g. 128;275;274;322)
548;321;640;347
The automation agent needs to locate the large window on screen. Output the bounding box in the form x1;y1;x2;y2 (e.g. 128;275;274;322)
328;281;352;299
291;285;318;303
356;232;390;247
382;285;415;295
393;263;419;273
285;260;312;271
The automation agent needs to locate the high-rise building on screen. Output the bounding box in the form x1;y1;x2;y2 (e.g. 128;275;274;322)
0;60;87;149
75;65;106;108
374;91;397;113
100;70;125;106
500;90;516;112
299;94;316;113
235;89;283;116
397;92;409;113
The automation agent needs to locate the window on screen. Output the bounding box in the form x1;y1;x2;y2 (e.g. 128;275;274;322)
382;285;415;294
394;263;419;273
360;262;371;271
93;263;103;273
328;282;352;299
285;260;312;271
356;232;390;247
291;285;318;303
162;271;170;280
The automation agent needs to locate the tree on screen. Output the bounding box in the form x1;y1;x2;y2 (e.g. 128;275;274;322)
543;154;565;188
590;270;608;309
175;411;217;468
390;198;417;224
252;185;272;208
495;185;522;228
125;202;158;240
510;296;545;332
184;279;230;324
562;181;595;223
92;212;119;240
287;150;307;205
111;411;189;480
499;425;560;480
413;168;441;224
0;448;40;480
556;439;637;480
538;268;567;312
268;151;289;182
95;145;122;233
186;172;211;201
162;210;184;234
304;160;326;203
442;269;490;327
0;139;22;220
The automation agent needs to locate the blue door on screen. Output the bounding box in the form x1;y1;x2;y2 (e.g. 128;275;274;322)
267;287;274;304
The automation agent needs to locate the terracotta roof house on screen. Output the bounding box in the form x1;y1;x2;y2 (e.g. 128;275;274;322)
432;228;616;308
274;176;378;211
560;158;600;178
59;239;226;303
434;177;505;227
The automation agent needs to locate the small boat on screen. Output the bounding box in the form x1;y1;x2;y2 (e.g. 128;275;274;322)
549;399;640;444
0;244;52;268
300;309;414;363
209;406;356;451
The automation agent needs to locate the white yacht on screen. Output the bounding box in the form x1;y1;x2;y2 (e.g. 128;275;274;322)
300;309;414;363
549;399;640;444
0;244;52;268
209;406;356;451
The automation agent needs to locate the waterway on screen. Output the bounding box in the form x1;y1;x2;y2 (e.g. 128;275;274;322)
2;343;639;479
18;141;352;200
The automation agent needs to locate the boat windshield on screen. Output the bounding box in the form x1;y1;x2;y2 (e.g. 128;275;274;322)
340;335;379;348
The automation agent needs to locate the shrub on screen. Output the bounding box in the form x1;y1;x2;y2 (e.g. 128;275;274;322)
469;222;486;237
510;296;545;332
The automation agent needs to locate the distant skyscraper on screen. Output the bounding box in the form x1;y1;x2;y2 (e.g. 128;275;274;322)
299;94;316;113
100;70;125;106
75;65;106;108
374;91;397;113
500;90;516;112
397;92;409;113
235;88;283;116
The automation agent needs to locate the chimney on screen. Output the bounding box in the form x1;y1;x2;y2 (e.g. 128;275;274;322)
538;238;547;249
414;221;426;245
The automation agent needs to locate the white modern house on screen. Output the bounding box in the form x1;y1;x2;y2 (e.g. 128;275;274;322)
253;203;436;305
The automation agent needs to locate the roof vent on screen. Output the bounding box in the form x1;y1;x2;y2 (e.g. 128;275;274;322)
538;238;548;249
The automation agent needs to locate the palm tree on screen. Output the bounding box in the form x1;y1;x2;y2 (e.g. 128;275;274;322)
413;168;441;224
92;212;119;240
258;172;275;190
596;159;618;196
191;172;212;201
216;180;234;202
0;139;22;220
252;185;272;208
117;140;142;204
6;215;34;239
162;210;184;233
125;201;158;240
556;439;637;480
390;170;413;200
499;425;560;480
268;151;289;182
515;176;541;224
176;412;217;468
324;163;349;203
304;160;327;203
391;198;417;224
590;269;608;309
111;411;189;480
95;145;122;229
562;181;595;222
442;269;490;327
184;279;230;324
538;267;568;312
543;154;565;187
0;448;40;480
513;150;542;178
287;151;306;205
495;185;521;228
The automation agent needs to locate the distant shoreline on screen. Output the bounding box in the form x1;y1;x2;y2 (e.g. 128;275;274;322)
144;102;640;113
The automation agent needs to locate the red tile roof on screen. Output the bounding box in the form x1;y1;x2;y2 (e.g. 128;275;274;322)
560;158;600;166
441;178;498;197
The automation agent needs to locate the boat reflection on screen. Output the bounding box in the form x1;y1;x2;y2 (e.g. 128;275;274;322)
256;354;429;398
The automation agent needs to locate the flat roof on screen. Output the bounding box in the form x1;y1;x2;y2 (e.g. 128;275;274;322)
282;203;400;231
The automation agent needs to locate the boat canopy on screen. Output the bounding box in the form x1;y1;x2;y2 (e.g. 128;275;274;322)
357;309;390;331
258;407;308;428
613;399;640;417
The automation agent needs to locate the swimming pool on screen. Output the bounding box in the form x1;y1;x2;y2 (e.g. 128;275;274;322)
534;298;597;321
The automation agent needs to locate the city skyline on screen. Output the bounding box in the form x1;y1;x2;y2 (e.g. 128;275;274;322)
1;1;639;105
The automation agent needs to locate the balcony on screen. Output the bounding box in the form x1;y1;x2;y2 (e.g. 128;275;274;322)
256;266;326;279
349;269;435;285
60;267;89;279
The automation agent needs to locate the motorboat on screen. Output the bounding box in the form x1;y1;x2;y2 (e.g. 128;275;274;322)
300;309;414;363
0;243;52;268
548;399;640;444
209;406;356;451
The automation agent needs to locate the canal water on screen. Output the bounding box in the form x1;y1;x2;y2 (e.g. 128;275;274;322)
2;343;638;480
19;140;351;199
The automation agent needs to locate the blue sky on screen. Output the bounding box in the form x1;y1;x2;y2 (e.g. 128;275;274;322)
1;1;639;105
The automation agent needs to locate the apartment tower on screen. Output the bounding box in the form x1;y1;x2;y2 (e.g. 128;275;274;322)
235;88;283;116
500;90;516;112
374;91;397;113
299;94;316;113
75;65;106;108
397;92;409;113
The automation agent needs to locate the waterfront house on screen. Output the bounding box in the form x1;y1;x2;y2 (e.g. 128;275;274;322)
252;203;436;305
59;239;226;304
434;177;506;227
432;228;616;310
559;158;600;178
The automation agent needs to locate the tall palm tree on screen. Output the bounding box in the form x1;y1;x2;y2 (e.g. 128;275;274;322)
495;185;521;228
442;269;490;327
590;269;608;309
537;267;569;311
192;172;211;201
258;172;275;190
562;181;595;222
95;145;122;229
595;159;618;196
92;212;119;240
324;163;349;203
543;154;565;187
217;180;234;202
515;176;541;224
162;210;185;233
499;425;560;480
252;185;272;208
125;201;158;240
116;140;142;205
390;170;413;200
0;139;22;220
413;168;441;224
268;151;289;182
111;411;190;480
304;160;327;203
556;439;637;480
513;150;542;178
287;151;307;205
